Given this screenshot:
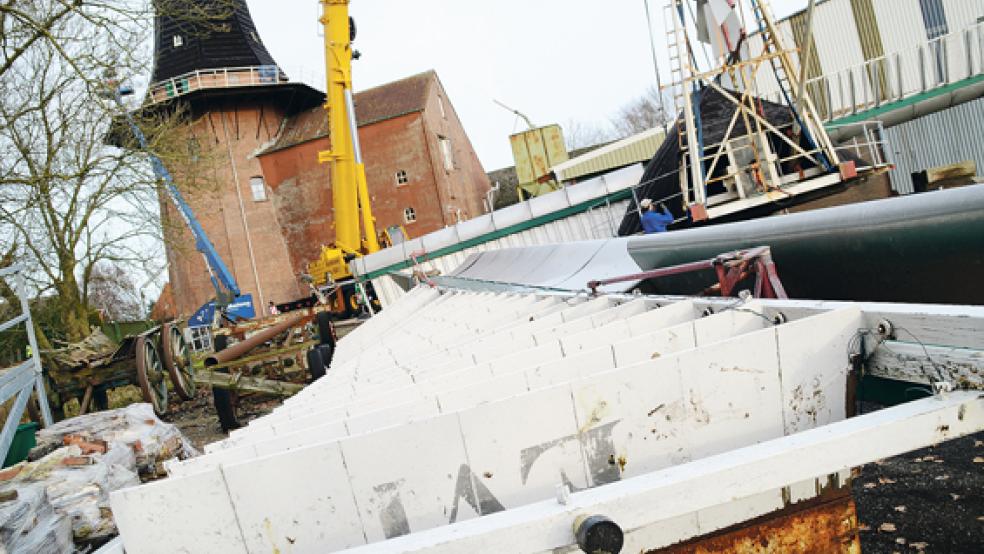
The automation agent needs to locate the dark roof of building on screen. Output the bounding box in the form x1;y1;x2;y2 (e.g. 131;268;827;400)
258;70;436;155
151;0;281;83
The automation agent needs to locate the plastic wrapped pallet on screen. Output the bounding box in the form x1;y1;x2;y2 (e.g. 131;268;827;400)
31;402;198;479
0;403;198;551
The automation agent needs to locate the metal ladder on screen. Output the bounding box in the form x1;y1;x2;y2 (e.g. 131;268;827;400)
749;0;794;101
664;1;688;150
749;0;838;170
663;0;705;207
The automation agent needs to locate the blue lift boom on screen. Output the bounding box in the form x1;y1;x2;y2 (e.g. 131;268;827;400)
108;84;248;323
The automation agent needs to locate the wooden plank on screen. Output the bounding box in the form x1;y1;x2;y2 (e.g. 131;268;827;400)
194;371;305;396
867;341;984;389
757;301;984;350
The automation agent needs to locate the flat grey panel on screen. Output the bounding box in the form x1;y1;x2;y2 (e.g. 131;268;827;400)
445;239;642;293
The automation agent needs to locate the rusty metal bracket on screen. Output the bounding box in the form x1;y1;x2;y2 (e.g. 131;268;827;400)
587;245;788;299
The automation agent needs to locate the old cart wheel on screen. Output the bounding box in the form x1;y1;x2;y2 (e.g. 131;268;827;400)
135;335;168;415
162;322;196;400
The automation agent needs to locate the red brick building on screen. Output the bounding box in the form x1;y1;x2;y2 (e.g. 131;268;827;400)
257;70;491;276
145;2;489;321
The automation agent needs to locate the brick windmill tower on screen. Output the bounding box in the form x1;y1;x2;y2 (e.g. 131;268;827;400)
146;1;323;324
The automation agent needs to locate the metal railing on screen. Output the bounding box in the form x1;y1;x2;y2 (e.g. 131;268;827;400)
826;120;894;170
146;65;290;104
626;119;894;232
0;264;53;463
797;22;984;122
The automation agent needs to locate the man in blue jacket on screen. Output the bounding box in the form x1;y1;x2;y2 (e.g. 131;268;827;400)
640;198;674;234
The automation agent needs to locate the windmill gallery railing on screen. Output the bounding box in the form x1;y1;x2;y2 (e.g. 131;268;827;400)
146;65;289;104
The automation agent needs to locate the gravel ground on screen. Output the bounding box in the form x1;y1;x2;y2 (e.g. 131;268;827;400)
162;387;278;451
854;429;984;553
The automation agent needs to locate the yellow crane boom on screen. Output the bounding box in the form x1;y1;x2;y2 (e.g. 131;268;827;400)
309;0;379;286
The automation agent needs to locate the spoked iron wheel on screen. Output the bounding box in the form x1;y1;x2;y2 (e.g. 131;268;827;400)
162;322;195;400
135;335;168;415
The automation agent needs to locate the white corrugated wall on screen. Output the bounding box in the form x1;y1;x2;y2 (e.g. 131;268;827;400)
872;0;930;96
753;0;981;117
942;0;984;33
811;0;868;78
885;96;984;194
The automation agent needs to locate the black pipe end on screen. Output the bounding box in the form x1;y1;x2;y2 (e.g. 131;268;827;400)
574;514;623;554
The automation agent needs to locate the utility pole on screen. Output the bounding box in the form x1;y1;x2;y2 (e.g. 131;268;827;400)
644;0;668;125
644;0;664;92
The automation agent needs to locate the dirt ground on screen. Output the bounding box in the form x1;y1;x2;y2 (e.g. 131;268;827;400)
161;387;278;450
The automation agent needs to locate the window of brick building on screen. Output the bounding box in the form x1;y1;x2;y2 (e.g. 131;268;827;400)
250;176;267;201
395;169;409;186
404;207;417;224
438;135;454;172
438;95;447;119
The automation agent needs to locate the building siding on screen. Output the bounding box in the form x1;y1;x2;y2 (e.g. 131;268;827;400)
885;95;984;193
812;0;868;80
418;76;491;222
942;0;984;32
255;71;490;284
753;0;983;115
258;112;453;273
365;112;450;234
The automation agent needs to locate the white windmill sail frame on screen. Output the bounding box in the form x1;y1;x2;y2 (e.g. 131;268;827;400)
107;279;984;553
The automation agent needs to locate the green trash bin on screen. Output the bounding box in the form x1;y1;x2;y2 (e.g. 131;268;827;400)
2;421;39;468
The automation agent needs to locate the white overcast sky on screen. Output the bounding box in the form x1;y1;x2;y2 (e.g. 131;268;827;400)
248;1;807;171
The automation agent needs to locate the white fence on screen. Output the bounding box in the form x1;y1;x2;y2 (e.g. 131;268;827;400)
0;264;52;462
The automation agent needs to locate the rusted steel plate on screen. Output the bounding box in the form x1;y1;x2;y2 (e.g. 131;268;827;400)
650;491;860;554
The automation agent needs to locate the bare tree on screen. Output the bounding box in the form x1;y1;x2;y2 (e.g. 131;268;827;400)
0;1;230;344
88;262;144;321
609;84;672;138
0;1;234;84
562;84;673;153
563;118;615;152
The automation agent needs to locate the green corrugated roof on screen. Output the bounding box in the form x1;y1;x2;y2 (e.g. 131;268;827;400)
552;127;666;182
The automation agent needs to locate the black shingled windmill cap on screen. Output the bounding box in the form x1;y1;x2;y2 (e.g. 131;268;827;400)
143;0;323;116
